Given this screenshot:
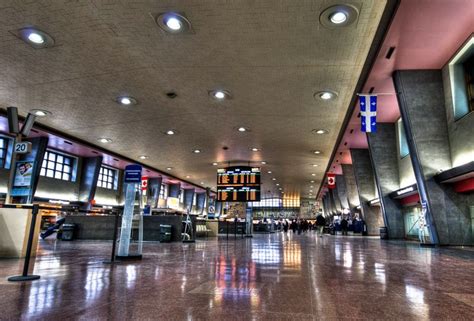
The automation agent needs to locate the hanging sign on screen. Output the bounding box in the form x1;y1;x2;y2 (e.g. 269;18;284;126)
141;176;148;191
124;164;142;184
327;173;336;189
14;142;32;154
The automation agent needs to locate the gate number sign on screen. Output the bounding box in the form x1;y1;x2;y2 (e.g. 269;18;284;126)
14;142;32;154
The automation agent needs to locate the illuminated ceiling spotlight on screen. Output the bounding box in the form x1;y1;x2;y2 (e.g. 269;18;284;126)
98;138;112;144
186;175;191;178
116;96;138;106
193;149;201;154
314;90;338;101
320;4;359;29
272;178;277;181
250;147;260;152
18;27;55;48
238;127;248;132
311;173;316;176
139;155;148;160
166;167;173;170
212;162;218;166
261;161;267;165
164;129;178;135
209;89;232;101
267;171;272;174
30;109;51;117
156;12;192;34
313;129;329;135
313;150;322;154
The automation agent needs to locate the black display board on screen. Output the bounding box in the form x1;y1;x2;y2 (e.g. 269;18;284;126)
216;166;261;202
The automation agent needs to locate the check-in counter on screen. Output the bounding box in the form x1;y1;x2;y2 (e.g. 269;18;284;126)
65;214;194;242
0;207;41;258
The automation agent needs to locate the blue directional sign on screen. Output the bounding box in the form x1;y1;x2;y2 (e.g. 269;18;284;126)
124;164;142;183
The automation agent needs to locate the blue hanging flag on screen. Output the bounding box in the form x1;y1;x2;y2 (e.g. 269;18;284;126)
360;95;377;133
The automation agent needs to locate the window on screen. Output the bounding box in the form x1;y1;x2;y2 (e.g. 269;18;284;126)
0;137;9;169
40;150;74;181
397;118;409;158
97;166;117;190
159;184;168;199
449;36;474;120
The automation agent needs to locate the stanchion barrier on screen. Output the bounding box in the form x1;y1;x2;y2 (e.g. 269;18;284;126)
7;204;41;282
103;210;121;264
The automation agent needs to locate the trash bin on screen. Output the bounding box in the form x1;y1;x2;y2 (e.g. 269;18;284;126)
379;227;388;240
160;224;172;242
61;224;76;241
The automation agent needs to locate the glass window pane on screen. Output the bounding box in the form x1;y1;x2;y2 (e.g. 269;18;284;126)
56;164;63;172
48;153;55;161
47;169;54;177
47;161;55;169
42;160;47;168
63;173;70;181
55;171;62;179
63;165;71;174
40;168;45;176
57;155;63;163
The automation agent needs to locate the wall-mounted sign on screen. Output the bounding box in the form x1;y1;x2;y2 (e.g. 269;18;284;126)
124;164;142;184
14;142;32;154
11;160;35;196
216;166;261;202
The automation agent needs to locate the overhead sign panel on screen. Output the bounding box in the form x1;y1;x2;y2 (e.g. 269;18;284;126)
217;166;261;202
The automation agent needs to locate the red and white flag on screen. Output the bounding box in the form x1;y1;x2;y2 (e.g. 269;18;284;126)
327;173;336;189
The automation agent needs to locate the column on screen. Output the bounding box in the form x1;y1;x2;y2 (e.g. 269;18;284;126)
394;70;472;245
196;192;206;214
367;123;405;239
183;188;195;212
350;149;384;235
341;164;360;210
335;175;349;210
78;156;103;206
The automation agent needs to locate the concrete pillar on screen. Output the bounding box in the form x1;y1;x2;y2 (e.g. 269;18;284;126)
147;177;162;208
168;183;180;198
196;192;206;214
341;164;360;210
78;156;103;208
367;123;405;239
183;188;195;212
331;186;342;214
350;149;384;236
335;174;349;210
394;70;472;245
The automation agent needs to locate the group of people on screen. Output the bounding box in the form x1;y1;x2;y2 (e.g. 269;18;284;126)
277;213;327;236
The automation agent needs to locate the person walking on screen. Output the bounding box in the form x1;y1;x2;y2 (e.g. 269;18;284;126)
340;217;348;236
316;214;326;237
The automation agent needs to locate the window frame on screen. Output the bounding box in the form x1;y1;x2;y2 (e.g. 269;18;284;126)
97;165;118;190
40;149;76;182
0;136;11;169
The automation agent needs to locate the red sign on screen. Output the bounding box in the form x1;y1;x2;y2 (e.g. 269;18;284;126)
141;176;148;191
327;173;336;189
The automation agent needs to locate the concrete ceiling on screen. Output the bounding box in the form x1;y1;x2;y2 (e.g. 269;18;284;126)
0;0;387;198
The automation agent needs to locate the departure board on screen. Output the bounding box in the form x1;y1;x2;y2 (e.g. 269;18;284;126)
216;166;261;202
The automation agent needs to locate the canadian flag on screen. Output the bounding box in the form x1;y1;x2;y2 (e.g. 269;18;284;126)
327;173;336;189
141;176;148;191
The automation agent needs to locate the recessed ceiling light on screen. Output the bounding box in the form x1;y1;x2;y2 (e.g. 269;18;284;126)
310;180;315;183
279;188;282;190
166;167;173;170
276;183;280;186
272;178;276;181
200;182;205;185
261;161;267;165
267;171;272;174
209;89;231;100
193;149;201;154
310;190;313;192
313;129;328;135
312;164;319;167
311;173;316;176
212;162;218;166
116;96;137;106
186;175;191;178
165;130;175;135
238;127;247;132
314;91;338;101
156;12;192;34
250;147;260;152
18;28;55;48
330;12;347;24
313;150;322;154
28;32;44;44
320;5;359;28
30;109;51;117
98;138;112;144
310;186;314;188
139;155;148;160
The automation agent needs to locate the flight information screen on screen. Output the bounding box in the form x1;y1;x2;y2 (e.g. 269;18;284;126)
216;166;261;202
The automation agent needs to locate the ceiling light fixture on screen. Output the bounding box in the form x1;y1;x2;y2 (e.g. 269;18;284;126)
313;150;322;154
30;109;51;117
311;173;316;176
186;175;191;178
166;167;172;170
98;138;112;144
139;155;148;160
116;96;137;106
238;127;247;132
267;171;272;174
313;129;328;135
261;161;267;165
310;180;315;183
165;130;176;135
212;162;218;166
272;178;276;181
320;5;359;28
156;12;192;34
276;183;280;186
251;147;260;152
193;149;201;154
209;89;231;100
314;90;338;101
312;164;319;167
18;27;55;48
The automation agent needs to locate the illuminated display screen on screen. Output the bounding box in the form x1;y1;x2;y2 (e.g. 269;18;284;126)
217;166;261;202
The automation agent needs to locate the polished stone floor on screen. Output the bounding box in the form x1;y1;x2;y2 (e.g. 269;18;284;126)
1;233;474;320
